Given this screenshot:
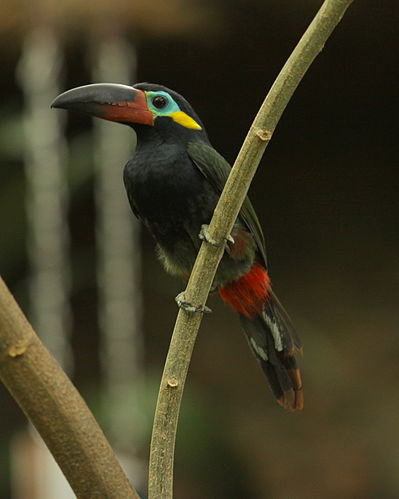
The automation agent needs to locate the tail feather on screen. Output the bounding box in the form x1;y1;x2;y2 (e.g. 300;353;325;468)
239;296;304;411
267;290;302;355
219;263;303;410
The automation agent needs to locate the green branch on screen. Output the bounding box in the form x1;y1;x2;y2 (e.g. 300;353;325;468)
148;0;355;497
0;277;139;498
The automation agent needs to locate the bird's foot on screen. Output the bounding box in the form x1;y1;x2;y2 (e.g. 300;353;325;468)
224;233;235;254
226;233;235;244
199;224;220;247
175;292;212;314
199;224;234;248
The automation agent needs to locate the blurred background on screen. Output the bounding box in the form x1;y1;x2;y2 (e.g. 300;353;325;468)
1;0;398;497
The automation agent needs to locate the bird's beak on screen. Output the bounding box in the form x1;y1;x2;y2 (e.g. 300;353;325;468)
51;83;153;125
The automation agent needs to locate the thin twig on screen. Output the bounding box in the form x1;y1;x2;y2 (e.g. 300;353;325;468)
148;0;355;497
0;277;139;499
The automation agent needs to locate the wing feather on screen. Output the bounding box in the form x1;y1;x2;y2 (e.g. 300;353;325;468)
188;141;267;266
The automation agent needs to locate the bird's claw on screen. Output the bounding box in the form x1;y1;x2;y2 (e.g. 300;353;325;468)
199;224;234;248
175;292;212;314
226;233;235;244
199;224;221;247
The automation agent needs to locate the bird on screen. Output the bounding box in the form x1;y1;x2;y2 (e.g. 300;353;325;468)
52;82;304;411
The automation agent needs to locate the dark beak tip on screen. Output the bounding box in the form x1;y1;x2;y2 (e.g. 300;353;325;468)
50;83;139;111
51;92;72;110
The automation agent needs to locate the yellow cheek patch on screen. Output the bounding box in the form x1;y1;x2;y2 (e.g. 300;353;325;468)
170;111;202;130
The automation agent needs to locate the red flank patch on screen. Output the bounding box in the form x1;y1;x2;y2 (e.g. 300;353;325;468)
219;263;271;318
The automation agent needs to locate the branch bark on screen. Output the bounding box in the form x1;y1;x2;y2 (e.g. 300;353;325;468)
148;0;355;497
0;277;139;499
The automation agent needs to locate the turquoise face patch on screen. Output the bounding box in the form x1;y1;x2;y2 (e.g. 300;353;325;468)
145;91;181;116
144;90;202;130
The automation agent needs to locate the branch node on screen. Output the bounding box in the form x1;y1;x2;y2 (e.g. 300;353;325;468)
167;379;179;388
8;339;31;358
255;128;273;142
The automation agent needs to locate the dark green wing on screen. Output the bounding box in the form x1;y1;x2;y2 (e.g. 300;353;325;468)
188;141;267;266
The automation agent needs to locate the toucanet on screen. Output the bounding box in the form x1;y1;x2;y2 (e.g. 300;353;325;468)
52;82;304;410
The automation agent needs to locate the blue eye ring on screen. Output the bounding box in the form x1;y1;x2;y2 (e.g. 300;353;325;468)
152;95;168;109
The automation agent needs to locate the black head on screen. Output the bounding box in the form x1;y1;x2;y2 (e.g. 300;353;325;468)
132;83;210;144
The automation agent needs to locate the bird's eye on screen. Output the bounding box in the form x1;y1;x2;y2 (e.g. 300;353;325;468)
152;95;168;109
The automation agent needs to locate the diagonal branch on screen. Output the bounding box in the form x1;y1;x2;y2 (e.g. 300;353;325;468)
148;0;355;497
0;277;139;499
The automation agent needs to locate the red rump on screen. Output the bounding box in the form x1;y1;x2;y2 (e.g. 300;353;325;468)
219;263;271;318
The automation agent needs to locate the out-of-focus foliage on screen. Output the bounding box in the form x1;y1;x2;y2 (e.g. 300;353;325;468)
0;0;222;44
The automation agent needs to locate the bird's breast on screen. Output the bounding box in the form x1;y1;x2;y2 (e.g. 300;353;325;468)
123;145;217;249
